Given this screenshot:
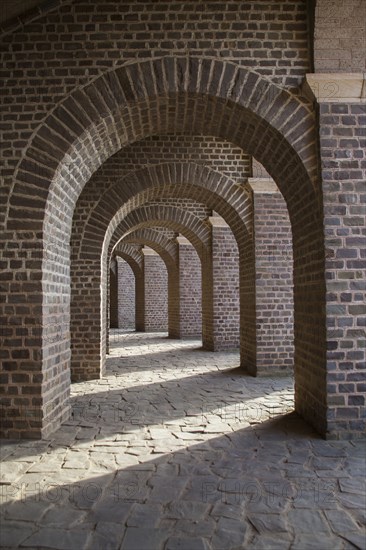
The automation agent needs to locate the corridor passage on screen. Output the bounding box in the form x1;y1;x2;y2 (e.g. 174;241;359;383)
1;332;365;549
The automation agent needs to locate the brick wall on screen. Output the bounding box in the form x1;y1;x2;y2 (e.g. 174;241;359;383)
208;218;240;351
0;0;310;235
117;258;135;330
71;135;250;246
251;181;294;374
178;239;202;338
143;249;168;332
109;258;118;328
320;102;366;439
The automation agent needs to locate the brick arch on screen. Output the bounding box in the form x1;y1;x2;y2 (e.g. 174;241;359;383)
112;245;144;336
112;205;210;263
72;205;211;383
3;56;326;439
114;244;143;275
119;228;181;341
6;58;317;233
121;228;178;272
78;162;252;262
97;181;254;367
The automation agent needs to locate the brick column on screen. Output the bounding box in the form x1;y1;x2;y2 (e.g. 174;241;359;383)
109;257;118;329
305;73;366;439
117;258;135;330
248;178;294;375
177;236;202;338
142;247;168;332
204;216;240;351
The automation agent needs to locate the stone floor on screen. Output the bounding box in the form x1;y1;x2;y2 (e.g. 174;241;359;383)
1;331;365;550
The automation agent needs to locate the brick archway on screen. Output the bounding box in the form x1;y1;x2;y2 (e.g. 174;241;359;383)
2;57;325;438
114;205;210;260
78;163;252;259
73;204;211;381
122;229;178;270
120;227;202;342
120;229;179;341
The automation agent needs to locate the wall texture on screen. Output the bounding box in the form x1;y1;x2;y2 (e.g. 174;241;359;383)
320;102;366;438
178;239;202;338
252;183;294;374
117;257;135;330
143;250;168;332
314;0;366;72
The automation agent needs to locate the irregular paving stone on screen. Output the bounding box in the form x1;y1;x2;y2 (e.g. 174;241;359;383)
126;503;162;527
174;518;217;537
165;500;209;520
210;502;244;520
287;509;331;534
0;462;29;483
0;522;35;548
20;527;90;549
120;527;169;550
40;506;88;527
340;532;366;550
4;500;51;522
89;498;133;523
87;521;125;550
211;527;246;549
216;516;248;535
291;534;345;550
248;512;288;534
249;535;292;549
325;509;361;534
165;536;212;550
148;476;188;502
1;332;365;549
339;477;366;496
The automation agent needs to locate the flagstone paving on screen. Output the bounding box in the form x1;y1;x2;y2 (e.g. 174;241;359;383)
1;331;365;549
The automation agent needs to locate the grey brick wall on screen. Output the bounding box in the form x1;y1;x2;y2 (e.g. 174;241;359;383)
320;102;366;439
117;258;135;330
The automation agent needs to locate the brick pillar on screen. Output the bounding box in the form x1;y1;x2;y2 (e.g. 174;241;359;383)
70;258;103;382
248;178;294;375
142;247;168;332
319;94;365;435
204;216;240;351
177;236;202;338
133;260;145;333
304;74;366;439
117;258;135;330
109;257;118;329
